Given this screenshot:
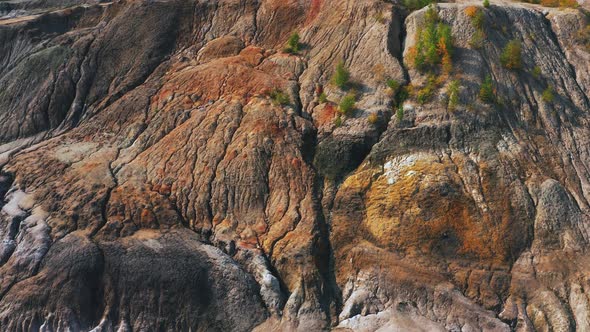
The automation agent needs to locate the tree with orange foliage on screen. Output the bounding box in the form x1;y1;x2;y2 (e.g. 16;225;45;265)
439;36;453;75
408;5;453;74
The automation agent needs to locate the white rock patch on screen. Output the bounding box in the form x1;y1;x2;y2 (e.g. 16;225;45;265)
11;206;51;274
383;153;427;185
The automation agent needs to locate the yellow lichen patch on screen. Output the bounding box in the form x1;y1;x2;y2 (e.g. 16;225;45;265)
359;154;508;262
365;157;449;246
338;167;376;193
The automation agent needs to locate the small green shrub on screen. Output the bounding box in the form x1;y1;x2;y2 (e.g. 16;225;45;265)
473;10;485;29
465;6;485;30
532;66;542;79
469;30;485;49
417;89;432;104
500;39;522;70
542;86;555;103
318;92;328;103
339;93;356;116
395;86;410;106
368;113;379;124
396;106;404;121
416;75;438;104
447;79;460;111
387;79;401;92
425;3;439;22
465;7;486;49
483;0;490;7
479;75;495;104
334;116;343;127
284;32;301;54
269;89;290;106
403;0;432;11
331;61;351;89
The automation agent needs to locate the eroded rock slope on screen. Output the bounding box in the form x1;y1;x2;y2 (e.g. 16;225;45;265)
0;0;589;331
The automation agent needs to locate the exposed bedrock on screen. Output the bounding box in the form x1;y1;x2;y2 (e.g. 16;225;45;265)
0;0;590;331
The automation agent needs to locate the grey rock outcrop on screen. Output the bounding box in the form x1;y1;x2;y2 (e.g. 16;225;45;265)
1;0;590;331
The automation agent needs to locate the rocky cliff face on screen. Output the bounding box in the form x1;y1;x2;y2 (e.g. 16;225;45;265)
1;0;590;331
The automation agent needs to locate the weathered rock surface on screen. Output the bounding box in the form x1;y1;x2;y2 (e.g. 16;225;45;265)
1;0;590;331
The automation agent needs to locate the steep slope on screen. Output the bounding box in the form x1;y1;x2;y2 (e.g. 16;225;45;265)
333;4;590;331
0;0;589;331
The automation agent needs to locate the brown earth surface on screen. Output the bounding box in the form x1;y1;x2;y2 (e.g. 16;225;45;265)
1;0;590;331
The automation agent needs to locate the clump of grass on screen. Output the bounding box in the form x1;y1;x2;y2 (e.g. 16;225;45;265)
334;116;343;127
368;113;379;125
532;66;542;79
416;75;438;104
500;39;522;70
470;30;486;49
319;92;328;103
465;6;486;49
465;6;484;29
395;85;410;106
284;32;301;54
386;78;403;100
269;89;291;106
387;79;401;92
447;79;460;111
479;75;495;104
403;0;432;11
483;0;490;7
338;93;357;116
542;86;555;103
387;79;410;116
396;105;404;121
331;61;351;89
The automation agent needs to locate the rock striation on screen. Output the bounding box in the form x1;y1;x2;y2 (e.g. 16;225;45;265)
0;0;590;331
